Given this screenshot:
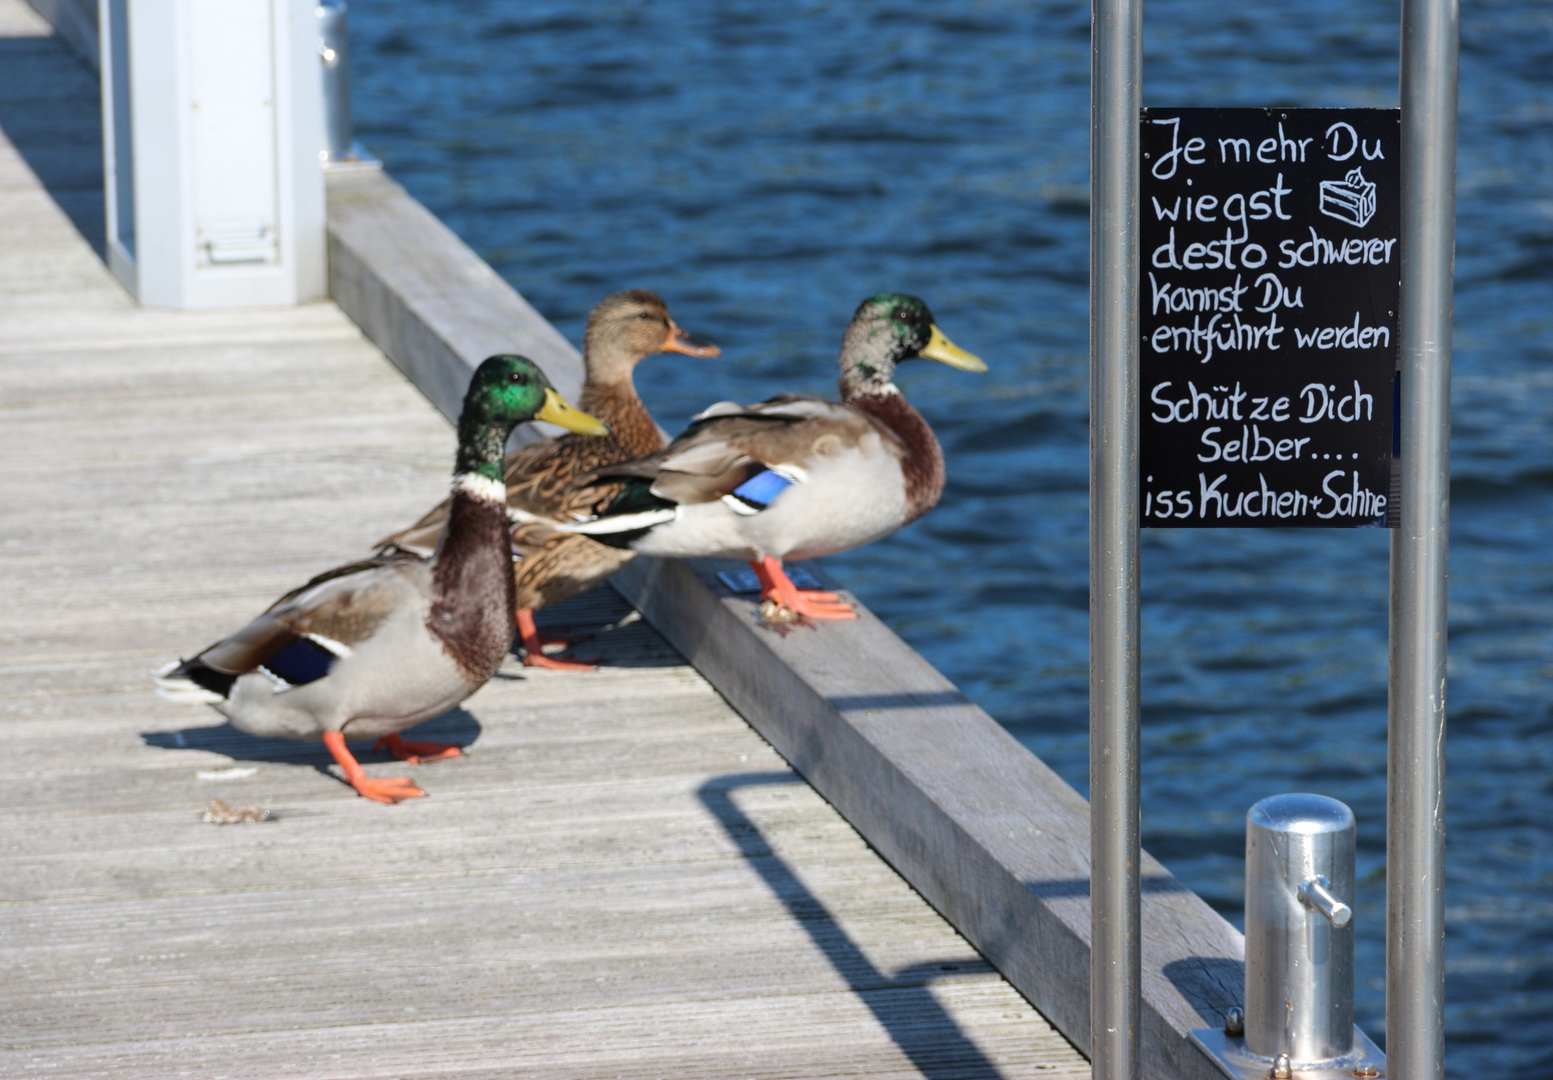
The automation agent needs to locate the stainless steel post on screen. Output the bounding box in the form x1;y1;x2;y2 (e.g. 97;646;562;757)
1244;794;1356;1065
1088;0;1141;1071
1389;0;1458;1071
316;0;354;163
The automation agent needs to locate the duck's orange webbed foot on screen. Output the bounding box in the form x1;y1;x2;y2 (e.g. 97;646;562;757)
324;731;427;804
751;557;857;622
351;775;427;804
374;733;463;764
524;652;599;671
517;608;598;671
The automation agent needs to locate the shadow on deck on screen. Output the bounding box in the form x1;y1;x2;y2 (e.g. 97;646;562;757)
0;31;103;254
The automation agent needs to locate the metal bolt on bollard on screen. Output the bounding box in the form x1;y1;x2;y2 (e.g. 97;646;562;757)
1188;794;1385;1079
316;1;379;169
1224;1007;1245;1037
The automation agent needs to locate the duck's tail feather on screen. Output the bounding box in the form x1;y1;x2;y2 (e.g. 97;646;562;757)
561;507;678;536
153;659;230;704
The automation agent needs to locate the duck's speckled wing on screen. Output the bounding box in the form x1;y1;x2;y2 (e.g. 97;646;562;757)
375;385;664;559
507;518;635;610
595;395;897;506
373;505;446;560
371;440;572;559
183;554;421;678
372;448;583;558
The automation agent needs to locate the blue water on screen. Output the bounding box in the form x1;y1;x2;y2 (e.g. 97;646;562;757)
349;1;1553;1071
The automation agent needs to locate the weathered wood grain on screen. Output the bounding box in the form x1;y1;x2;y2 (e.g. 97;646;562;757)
609;555;1252;1079
0;12;1088;1079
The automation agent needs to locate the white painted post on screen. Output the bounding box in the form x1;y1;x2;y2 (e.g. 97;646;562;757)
98;0;326;308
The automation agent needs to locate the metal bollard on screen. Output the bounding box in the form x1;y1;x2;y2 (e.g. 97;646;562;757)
1189;793;1383;1079
316;1;377;167
1244;793;1355;1065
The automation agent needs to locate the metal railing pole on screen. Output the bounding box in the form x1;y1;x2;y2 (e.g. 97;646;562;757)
1390;0;1458;1071
317;0;354;163
1089;0;1142;1071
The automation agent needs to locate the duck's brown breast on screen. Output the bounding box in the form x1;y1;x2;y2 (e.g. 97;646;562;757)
428;492;517;681
847;391;946;522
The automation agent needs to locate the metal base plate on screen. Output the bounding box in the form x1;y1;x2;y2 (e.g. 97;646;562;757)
1189;1026;1385;1080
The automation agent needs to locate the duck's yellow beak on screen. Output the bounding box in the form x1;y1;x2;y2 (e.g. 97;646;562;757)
920;325;987;372
537;387;610;435
661;321;722;358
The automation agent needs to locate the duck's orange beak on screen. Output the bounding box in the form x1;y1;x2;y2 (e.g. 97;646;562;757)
661;321;721;357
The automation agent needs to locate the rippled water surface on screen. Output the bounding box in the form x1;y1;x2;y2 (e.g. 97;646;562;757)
349;1;1553;1070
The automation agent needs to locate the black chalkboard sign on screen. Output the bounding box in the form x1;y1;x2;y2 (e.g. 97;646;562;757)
1139;108;1400;527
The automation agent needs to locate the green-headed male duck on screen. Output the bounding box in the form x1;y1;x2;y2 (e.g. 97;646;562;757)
562;293;985;623
155;356;607;803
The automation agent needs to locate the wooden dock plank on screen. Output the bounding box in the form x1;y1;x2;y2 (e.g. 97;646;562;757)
0;9;1088;1079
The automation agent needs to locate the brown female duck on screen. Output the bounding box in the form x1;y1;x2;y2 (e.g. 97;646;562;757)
376;290;719;668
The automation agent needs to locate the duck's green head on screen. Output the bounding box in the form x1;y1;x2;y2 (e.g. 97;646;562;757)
456;355;608;479
838;293;986;395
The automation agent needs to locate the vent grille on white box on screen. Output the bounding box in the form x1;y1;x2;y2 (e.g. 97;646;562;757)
200;222;278;265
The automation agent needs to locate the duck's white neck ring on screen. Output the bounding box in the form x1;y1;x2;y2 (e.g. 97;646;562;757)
453;472;507;505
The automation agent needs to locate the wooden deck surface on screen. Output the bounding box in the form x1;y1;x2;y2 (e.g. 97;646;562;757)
0;7;1089;1078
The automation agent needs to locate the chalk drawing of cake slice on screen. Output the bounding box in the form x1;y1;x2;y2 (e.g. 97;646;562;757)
1319;167;1377;228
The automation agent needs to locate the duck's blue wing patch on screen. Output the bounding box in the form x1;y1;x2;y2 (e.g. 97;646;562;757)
260;636;337;687
731;469;791;510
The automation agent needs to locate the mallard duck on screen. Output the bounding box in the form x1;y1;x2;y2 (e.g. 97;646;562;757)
562;293;985;622
376;290;719;670
154;356;607;804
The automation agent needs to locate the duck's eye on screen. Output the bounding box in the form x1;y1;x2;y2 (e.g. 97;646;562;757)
638;311;656;320
509;372;527;383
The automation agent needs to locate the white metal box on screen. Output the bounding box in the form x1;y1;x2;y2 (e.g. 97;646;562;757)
99;0;326;308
